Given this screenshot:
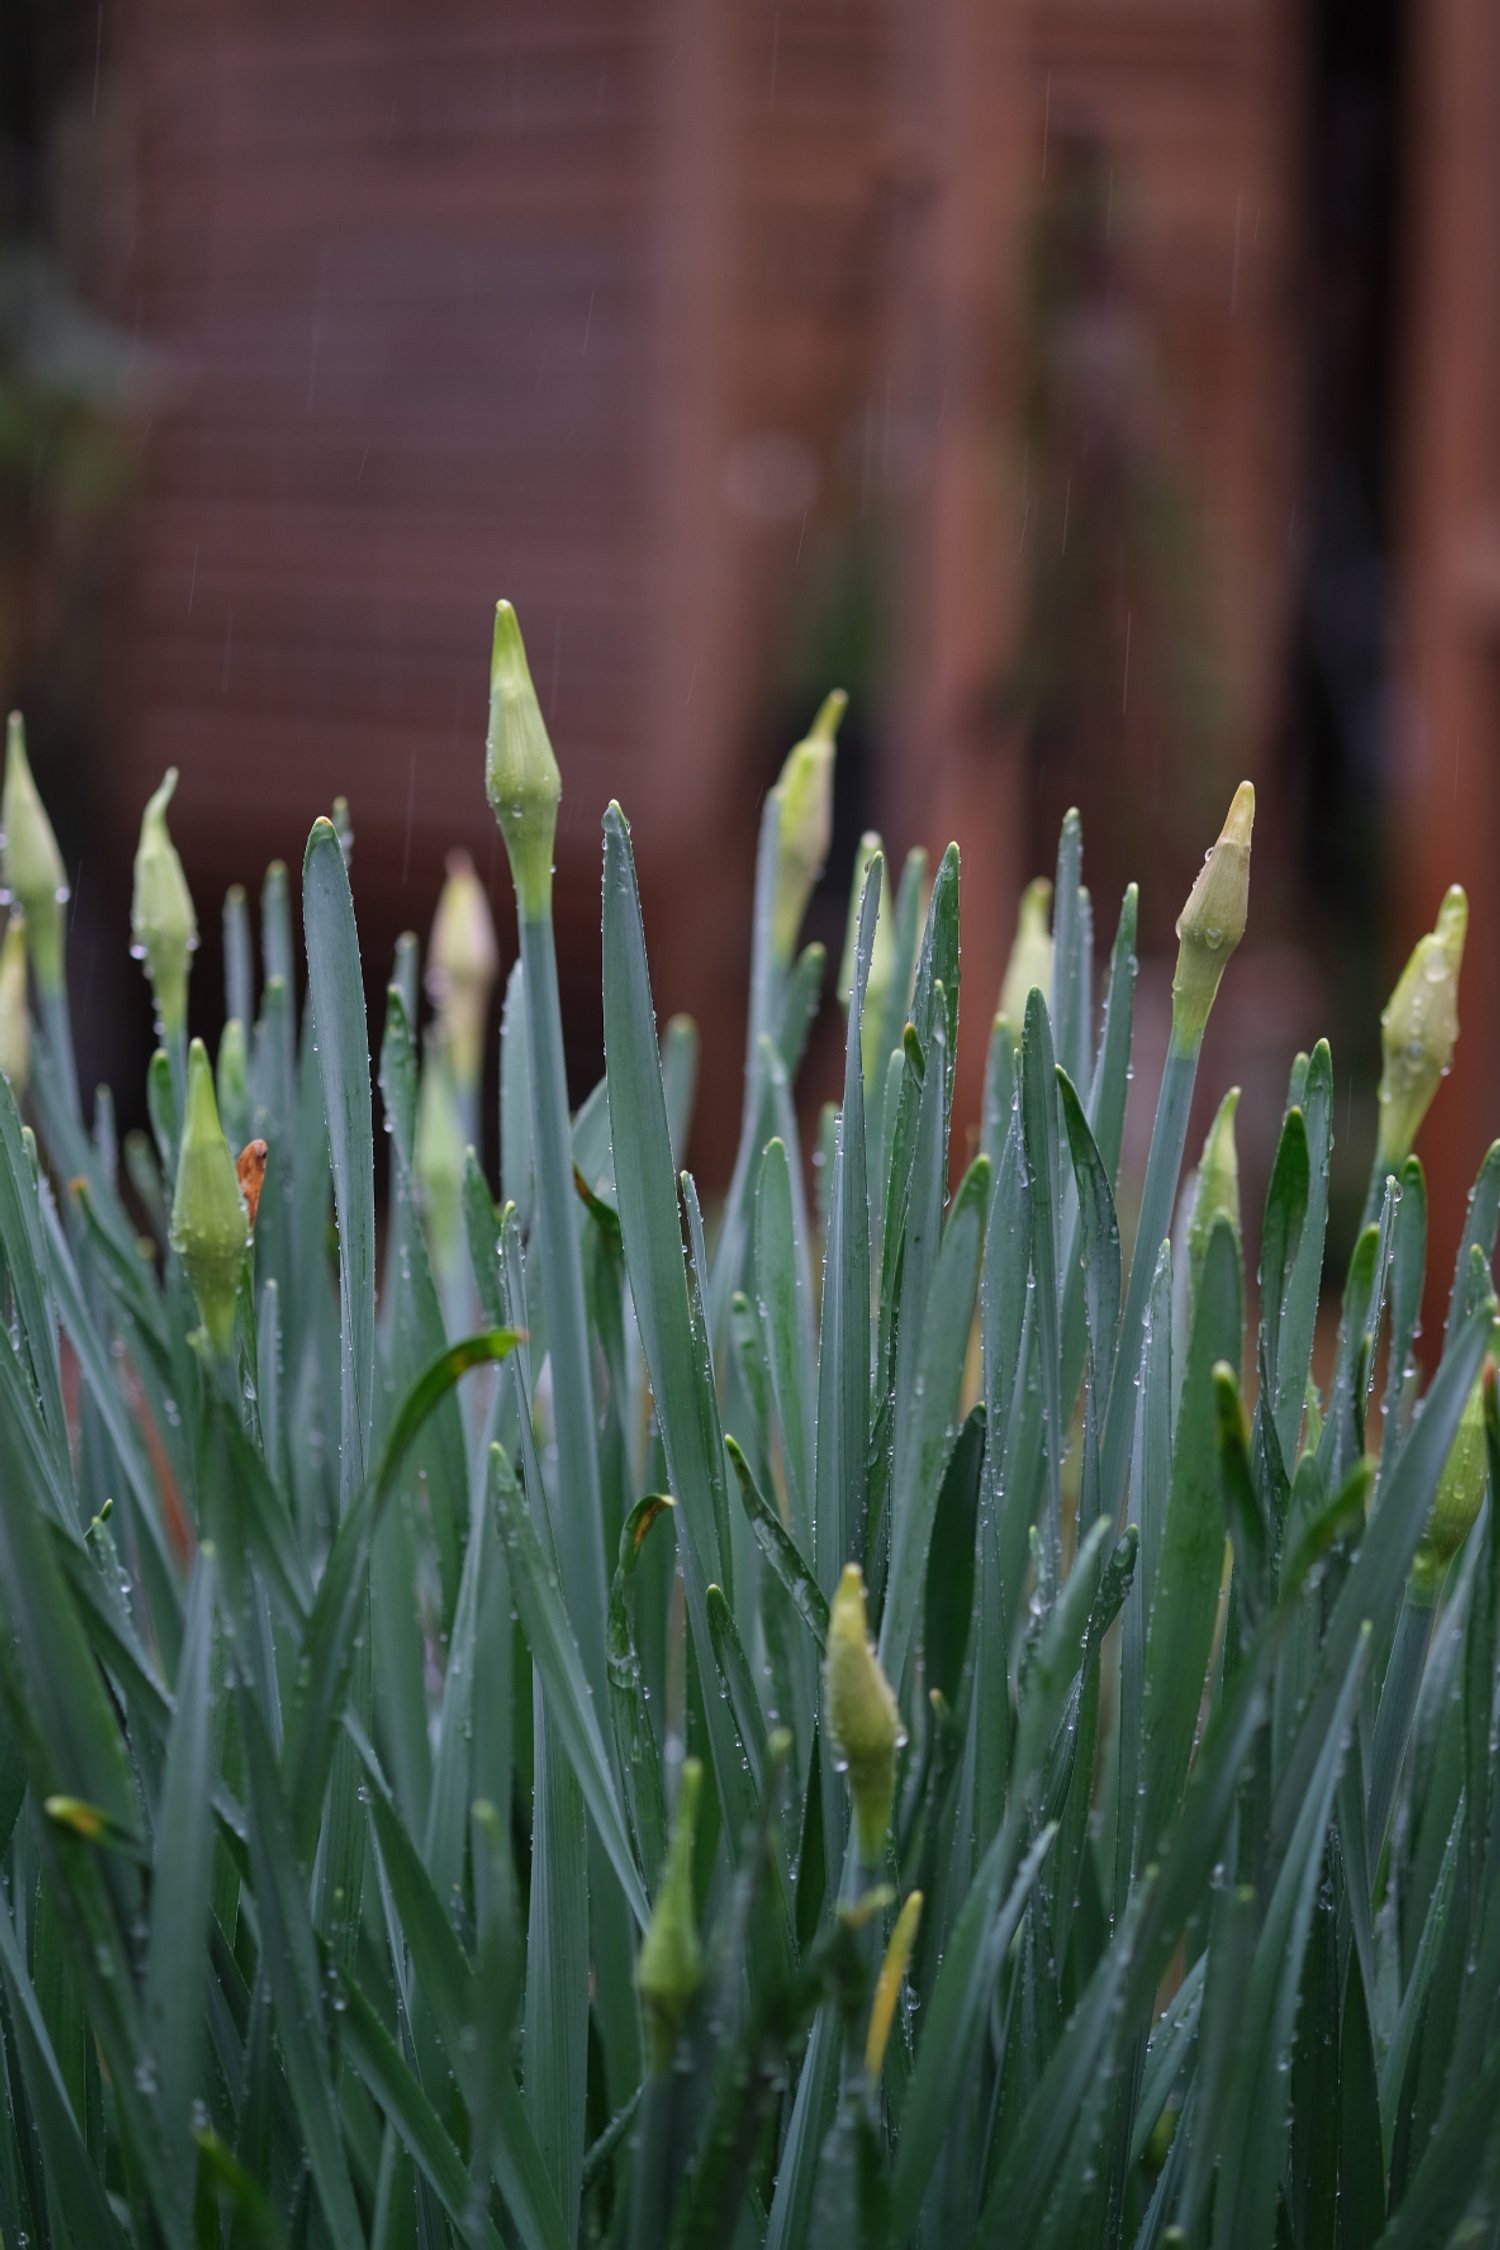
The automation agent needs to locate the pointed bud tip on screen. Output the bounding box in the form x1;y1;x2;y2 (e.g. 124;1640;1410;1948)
810;688;847;740
1222;779;1255;845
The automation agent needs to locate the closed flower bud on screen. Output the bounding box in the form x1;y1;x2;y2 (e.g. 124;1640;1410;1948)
999;878;1055;1047
486;601;561;921
770;691;844;966
1171;781;1254;1050
1411;1353;1493;1601
425;850;498;1095
1376;886;1467;1169
825;1563;904;1866
0;917;27;1094
2;713;67;995
637;1756;703;2071
171;1038;249;1354
1187;1086;1240;1303
132;769;197;1041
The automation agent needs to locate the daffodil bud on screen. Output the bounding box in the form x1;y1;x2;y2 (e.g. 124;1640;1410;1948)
1411;1354;1493;1601
415;1032;464;1271
1171;782;1254;1050
425;850;499;1095
171;1038;249;1354
2;713;67;995
825;1563;904;1866
486;601;561;921
769;691;844;966
0;917;27;1094
1188;1086;1240;1303
999;878;1055;1046
132;769;197;1042
1376;886;1467;1169
637;1757;703;2071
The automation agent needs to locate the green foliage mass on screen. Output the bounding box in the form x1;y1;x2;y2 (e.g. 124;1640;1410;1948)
0;615;1496;2249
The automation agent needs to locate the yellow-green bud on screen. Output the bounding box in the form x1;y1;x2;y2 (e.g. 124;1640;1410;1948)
1411;1354;1494;1601
414;1032;464;1272
838;831;895;1087
486;601;561;920
0;917;27;1094
132;769;197;1040
769;691;844;966
2;713;67;994
425;850;498;1095
637;1757;703;2071
825;1563;904;1865
1171;782;1254;1049
1376;886;1466;1169
1187;1087;1240;1303
171;1038;249;1354
998;877;1055;1047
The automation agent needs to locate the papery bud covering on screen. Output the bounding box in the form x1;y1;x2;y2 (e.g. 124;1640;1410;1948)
1412;1353;1493;1600
770;691;844;965
132;769;197;1040
825;1563;904;1865
999;878;1055;1046
486;601;561;920
171;1038;249;1353
1171;782;1254;1049
2;714;67;994
0;917;27;1093
1376;885;1466;1168
426;849;499;1093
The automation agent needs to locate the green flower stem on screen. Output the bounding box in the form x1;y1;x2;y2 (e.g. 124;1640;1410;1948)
627;2052;689;2250
517;905;610;1711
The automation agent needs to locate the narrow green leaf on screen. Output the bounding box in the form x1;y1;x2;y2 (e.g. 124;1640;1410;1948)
487;1443;648;1927
813;854;879;1588
1086;883;1138;1186
726;1433;829;1650
145;1547;218;2181
1140;1215;1242;1857
335;1969;508;2249
302;816;376;1500
887;1818;1056;2241
879;1154;990;1692
234;1687;363;2244
1274;1040;1333;1464
756;1136;815;1553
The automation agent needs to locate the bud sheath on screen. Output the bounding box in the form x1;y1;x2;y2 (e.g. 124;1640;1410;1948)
2;714;67;996
132;770;198;1043
171;1039;249;1354
1376;885;1466;1169
1171;782;1254;1050
486;601;561;921
770;691;843;966
825;1563;904;1865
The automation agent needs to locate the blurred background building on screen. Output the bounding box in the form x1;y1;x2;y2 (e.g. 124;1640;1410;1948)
3;0;1496;1290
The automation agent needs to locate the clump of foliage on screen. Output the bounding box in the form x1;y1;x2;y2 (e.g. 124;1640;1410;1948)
0;602;1496;2250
